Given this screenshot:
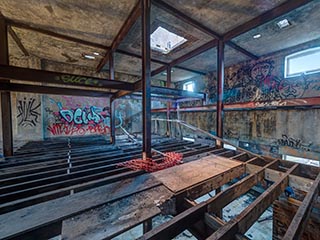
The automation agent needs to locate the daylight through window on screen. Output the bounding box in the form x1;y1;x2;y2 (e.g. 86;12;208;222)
285;47;320;78
183;81;194;92
151;26;187;54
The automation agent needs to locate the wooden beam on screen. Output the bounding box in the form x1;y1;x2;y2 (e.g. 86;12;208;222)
283;172;320;240
7;26;29;56
0;16;13;157
96;1;141;72
140;159;278;240
223;0;313;41
0;82;112;98
0;65;135;90
7;19;107;50
207;164;298;240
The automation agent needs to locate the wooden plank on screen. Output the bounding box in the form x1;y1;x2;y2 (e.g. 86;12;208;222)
0;174;161;240
247;163;315;193
207;164;298;240
283;172;320;240
61;185;172;240
152;156;243;193
273;199;320;240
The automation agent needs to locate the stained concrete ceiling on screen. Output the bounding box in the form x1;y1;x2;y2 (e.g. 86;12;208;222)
0;0;319;82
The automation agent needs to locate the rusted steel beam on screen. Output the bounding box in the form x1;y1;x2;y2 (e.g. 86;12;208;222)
283;172;320;240
116;49;206;75
142;0;152;159
166;66;171;136
152;97;320;112
96;1;141;72
7;26;29;56
226;41;258;60
223;0;313;41
109;51;115;80
0;82;113;98
0;65;135;91
216;40;224;147
151;0;258;60
7;19;107;50
0;16;13;157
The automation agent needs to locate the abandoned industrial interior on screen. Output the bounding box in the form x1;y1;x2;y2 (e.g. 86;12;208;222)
0;0;320;239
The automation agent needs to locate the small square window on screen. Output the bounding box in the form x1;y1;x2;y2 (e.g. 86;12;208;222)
183;81;194;92
151;26;187;54
285;47;320;78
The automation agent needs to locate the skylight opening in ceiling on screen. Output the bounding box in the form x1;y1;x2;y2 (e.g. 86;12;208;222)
151;26;187;54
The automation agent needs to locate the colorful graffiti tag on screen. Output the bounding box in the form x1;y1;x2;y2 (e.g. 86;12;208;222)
47;123;109;136
46;97;110;136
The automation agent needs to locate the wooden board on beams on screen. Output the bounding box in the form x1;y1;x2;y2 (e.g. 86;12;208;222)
0;174;161;240
61;185;173;240
152;156;243;193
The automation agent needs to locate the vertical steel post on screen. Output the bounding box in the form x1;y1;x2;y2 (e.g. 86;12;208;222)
0;16;13;156
166;66;171;137
109;51;116;144
109;51;115;80
216;40;224;148
142;0;152;159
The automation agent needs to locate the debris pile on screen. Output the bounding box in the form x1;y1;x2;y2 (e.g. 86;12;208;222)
118;152;183;172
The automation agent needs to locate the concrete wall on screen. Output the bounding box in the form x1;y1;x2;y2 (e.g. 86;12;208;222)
176;39;320;160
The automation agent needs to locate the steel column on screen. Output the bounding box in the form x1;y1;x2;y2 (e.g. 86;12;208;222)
0;16;13;157
110;100;116;144
109;51;115;80
216;40;224;148
109;51;116;143
142;0;152;159
166;66;171;137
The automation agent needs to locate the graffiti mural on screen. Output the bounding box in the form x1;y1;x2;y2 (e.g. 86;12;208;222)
215;58;320;104
17;97;41;127
45;96;110;137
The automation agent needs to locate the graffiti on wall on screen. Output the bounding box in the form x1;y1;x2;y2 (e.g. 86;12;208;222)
277;134;312;152
221;59;316;103
17;97;41;127
46;97;110;136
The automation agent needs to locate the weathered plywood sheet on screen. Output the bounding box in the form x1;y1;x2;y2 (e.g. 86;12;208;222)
152;156;243;193
61;185;173;240
0;174;161;240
